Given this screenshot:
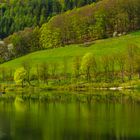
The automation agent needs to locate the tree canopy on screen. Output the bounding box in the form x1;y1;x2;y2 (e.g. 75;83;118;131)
0;0;97;38
40;0;140;47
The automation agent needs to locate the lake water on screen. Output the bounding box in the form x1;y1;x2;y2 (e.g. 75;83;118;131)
0;91;140;140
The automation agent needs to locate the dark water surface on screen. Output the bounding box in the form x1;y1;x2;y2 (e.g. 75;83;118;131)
0;92;140;140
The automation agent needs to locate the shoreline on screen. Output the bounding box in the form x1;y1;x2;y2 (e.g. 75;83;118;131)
0;82;140;103
0;80;139;92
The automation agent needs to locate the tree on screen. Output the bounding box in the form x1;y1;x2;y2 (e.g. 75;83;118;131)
50;62;59;79
21;59;32;85
0;41;10;62
14;67;27;87
0;67;6;82
81;53;95;81
39;63;49;84
40;24;62;49
127;44;138;80
101;55;117;82
94;10;107;39
29;27;41;52
117;54;126;82
62;57;68;82
134;48;140;79
108;55;116;82
8;30;32;57
72;56;81;80
135;55;140;79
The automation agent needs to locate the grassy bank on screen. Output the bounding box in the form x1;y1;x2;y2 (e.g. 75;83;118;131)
1;79;140;93
0;78;140;103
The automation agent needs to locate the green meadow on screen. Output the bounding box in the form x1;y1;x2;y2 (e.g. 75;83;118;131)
1;31;140;72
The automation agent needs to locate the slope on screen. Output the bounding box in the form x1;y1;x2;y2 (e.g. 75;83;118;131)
1;31;140;72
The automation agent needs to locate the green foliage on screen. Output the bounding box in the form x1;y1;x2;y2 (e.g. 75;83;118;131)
81;53;93;71
40;24;62;49
72;56;81;79
81;53;95;81
29;27;41;52
94;10;107;38
4;27;40;57
14;67;27;85
0;0;97;39
39;0;140;46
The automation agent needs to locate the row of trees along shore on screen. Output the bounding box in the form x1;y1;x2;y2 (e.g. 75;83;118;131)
0;44;140;86
1;0;140;63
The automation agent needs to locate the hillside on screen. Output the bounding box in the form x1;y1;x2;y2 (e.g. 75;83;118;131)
1;0;140;65
1;31;140;72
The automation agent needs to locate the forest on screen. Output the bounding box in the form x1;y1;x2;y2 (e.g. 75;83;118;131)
0;0;98;38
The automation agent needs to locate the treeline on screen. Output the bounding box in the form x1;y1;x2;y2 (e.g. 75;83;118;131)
0;27;40;62
0;0;97;38
40;0;140;48
0;44;140;86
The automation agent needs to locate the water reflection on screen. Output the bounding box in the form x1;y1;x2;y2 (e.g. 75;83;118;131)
0;100;140;140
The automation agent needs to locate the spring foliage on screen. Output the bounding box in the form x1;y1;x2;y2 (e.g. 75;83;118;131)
0;0;97;38
14;67;27;85
38;0;140;49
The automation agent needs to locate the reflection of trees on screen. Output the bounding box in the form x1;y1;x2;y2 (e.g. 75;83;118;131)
1;98;140;140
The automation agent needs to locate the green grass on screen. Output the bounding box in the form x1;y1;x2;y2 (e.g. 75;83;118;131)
1;31;140;72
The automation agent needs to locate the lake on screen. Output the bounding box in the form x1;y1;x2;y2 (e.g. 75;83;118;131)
0;91;140;140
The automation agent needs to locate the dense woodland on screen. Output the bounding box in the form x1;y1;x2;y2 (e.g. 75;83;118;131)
0;0;98;38
40;0;140;48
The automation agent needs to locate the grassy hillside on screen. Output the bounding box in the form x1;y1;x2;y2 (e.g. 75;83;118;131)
1;31;140;72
